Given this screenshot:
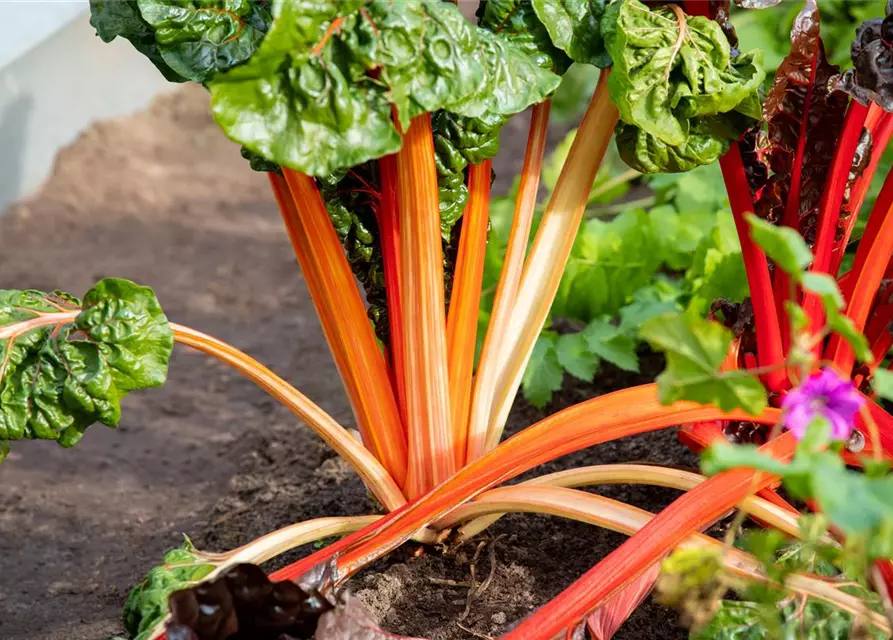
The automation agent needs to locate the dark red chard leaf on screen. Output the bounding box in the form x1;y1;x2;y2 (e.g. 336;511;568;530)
836;7;893;111
167;563;335;640
316;594;427;639
755;0;848;241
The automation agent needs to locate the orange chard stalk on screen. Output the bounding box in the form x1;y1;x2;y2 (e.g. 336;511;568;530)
270;172;408;488
503;432;798;638
395;113;455;497
466;100;552;463
376;154;407;423
268;384;782;584
446;159;493;468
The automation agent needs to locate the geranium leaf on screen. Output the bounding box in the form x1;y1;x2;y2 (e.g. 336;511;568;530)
0;279;173;458
746;214;813;278
136;0;272;82
873;369;893;402
641;313;767;414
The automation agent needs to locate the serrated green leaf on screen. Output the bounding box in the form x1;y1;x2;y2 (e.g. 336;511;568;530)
801;272;844;309
746;214;813;278
136;0;271;82
207;0;559;175
556;332;599;381
531;0;610;67
874;369;893;402
701;442;791;477
522;334;564;408
89;0;186;82
0;279;172;455
640;313;767;414
124;540;214;640
477;0;572;73
583;319;639;372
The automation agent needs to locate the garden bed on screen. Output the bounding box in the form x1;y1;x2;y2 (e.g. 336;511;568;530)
0;86;705;640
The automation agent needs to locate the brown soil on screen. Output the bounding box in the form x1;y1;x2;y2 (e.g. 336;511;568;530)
0;86;697;640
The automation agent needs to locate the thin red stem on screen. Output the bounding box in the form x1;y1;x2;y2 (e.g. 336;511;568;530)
826;166;893;372
802;101;871;336
503;433;798;638
720;146;787;392
832;107;893;279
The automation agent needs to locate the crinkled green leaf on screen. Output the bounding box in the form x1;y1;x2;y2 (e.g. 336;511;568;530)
746;214;812;278
89;0;185;82
556;332;599;381
641;313;767;414
208;0;559;175
477;0;572;73
432;110;504;236
583;319;639;372
522;333;564;408
0;279;172;457
604;0;764;173
123;540;214;640
136;0;271;82
531;0;611;67
615;118;735;174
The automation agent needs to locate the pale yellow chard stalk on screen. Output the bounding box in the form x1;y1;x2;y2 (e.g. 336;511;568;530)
449;464;806;541
481;71;620;453
466;100;552;463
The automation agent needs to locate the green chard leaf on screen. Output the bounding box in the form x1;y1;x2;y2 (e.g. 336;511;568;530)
123;540;214;640
604;0;765;173
89;0;186;82
0;278;173;458
640;313;767;414
477;0;572;73
208;0;560;176
531;0;611;67
136;0;272;82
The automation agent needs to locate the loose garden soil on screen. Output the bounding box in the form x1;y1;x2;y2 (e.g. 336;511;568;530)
0;86;708;640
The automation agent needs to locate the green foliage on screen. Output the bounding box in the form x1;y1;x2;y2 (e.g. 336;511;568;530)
604;0;764;173
522;333;566;408
703;422;893;560
640;313;767;415
746;216;873;362
207;0;560;176
0;279;173;459
531;0;611;67
123;540;214;640
873;369;893;402
476;0;572;73
136;0;271;82
89;0;185;82
484;132;746;406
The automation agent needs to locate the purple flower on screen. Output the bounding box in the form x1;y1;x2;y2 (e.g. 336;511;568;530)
781;369;865;441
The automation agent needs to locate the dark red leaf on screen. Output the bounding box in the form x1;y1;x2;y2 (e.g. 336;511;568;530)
315;594;427;639
836;9;893;112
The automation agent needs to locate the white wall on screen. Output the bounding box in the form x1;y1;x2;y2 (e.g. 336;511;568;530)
0;4;174;213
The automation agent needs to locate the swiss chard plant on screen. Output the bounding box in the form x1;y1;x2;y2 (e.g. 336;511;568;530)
3;0;886;637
